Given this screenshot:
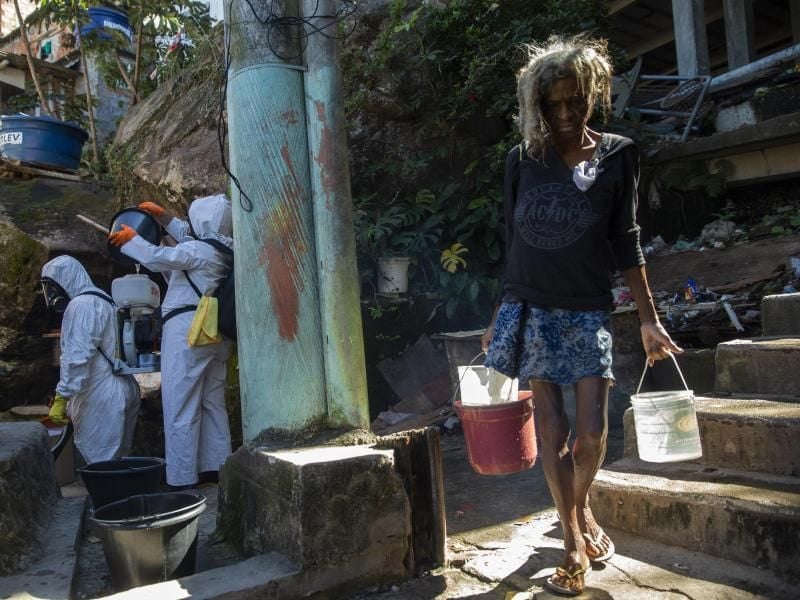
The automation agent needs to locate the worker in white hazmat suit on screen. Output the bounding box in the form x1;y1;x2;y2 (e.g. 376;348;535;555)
109;194;233;488
43;255;140;464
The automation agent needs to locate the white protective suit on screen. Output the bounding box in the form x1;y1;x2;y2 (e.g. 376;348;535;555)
120;194;234;486
42;256;140;464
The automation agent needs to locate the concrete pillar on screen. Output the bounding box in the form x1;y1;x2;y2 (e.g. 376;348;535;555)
225;0;326;440
672;0;710;76
302;0;369;429
724;0;755;69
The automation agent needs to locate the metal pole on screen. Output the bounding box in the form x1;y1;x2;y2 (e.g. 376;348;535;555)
301;0;369;428
225;0;326;440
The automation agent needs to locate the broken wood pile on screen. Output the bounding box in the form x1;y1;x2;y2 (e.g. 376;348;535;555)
0;158;82;182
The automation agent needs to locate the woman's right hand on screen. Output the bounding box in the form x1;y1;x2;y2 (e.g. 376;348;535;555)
138;201;165;217
481;323;495;353
481;304;501;352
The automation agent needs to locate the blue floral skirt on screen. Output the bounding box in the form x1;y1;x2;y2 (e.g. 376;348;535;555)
485;301;614;386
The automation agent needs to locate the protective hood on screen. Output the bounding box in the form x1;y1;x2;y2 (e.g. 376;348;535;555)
188;194;233;248
41;255;95;300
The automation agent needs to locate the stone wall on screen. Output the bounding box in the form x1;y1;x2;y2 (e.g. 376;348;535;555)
0;422;57;575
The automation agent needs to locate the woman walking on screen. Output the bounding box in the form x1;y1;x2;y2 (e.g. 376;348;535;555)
482;36;681;596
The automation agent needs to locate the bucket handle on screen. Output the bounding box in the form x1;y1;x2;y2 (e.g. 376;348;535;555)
449;351;487;406
635;352;689;395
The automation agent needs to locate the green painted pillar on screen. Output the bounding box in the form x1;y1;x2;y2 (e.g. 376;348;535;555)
302;0;369;428
225;0;326;441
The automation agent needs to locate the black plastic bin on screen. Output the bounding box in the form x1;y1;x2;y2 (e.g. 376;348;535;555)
78;457;165;509
90;492;206;591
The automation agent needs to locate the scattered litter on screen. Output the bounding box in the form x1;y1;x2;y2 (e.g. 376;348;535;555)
743;309;760;321
612;286;634;307
441;415;460;432
673;562;690;571
723;302;745;331
672;239;698;252
456;510;464;518
87;534;101;544
643;234;667;257
700;219;736;245
791;256;800;278
375;411;416;426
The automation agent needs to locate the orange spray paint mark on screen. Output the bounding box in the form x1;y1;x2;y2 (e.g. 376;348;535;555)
255;142;312;341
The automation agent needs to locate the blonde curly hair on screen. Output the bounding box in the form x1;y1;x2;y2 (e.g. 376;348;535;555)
516;36;613;159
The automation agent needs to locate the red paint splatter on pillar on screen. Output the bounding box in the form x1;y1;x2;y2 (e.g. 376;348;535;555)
259;238;300;341
254;142;310;341
281;110;300;125
313;100;341;210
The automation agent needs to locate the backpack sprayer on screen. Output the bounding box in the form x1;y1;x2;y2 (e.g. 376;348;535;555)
77;213;162;374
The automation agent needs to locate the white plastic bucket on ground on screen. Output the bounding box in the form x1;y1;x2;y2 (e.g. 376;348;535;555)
377;257;410;294
457;365;518;406
631;354;703;463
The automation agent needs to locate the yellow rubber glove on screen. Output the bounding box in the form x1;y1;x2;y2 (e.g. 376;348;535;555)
49;393;69;425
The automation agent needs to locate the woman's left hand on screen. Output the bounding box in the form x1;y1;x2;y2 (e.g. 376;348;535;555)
640;321;682;366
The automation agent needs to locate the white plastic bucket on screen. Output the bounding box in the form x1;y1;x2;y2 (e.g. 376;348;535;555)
458;365;519;406
377;257;410;294
631;355;703;463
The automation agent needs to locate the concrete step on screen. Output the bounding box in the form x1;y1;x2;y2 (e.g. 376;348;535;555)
0;496;86;600
623;396;800;476
762;292;800;336
715;337;800;396
591;459;800;574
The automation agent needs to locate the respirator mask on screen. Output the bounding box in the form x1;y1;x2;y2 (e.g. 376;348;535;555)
41;277;69;313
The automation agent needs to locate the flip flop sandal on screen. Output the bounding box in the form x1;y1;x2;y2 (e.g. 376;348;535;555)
544;564;591;596
584;532;615;563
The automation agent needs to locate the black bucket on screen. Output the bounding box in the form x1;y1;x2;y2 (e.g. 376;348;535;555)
90;492;206;591
78;457;165;509
107;207;162;265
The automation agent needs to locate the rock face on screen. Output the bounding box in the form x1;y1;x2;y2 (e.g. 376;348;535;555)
112;27;227;209
0;422;57;575
0;220;58;411
0;179;121;410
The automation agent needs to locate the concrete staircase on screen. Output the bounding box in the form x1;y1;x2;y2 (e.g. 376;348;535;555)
591;293;800;575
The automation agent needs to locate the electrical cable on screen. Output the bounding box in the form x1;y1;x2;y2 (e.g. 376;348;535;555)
217;0;358;212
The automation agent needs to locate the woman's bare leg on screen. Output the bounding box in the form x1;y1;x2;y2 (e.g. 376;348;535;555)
532;380;589;572
573;376;614;557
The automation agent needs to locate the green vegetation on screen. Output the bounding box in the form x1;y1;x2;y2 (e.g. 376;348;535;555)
343;0;608;328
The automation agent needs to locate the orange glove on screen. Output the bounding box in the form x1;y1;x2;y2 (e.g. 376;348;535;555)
109;224;138;247
138;201;165;217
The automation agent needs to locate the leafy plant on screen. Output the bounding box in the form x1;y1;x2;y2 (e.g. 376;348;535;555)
441;242;468;273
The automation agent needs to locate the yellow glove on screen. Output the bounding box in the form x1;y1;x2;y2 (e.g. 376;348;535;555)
49;393;69;425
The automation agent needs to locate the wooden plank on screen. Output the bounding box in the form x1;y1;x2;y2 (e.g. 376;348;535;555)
376;427;447;573
0;159;81;182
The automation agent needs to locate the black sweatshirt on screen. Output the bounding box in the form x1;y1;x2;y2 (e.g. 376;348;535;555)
500;132;645;311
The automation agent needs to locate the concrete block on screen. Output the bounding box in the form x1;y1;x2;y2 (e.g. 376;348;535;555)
715;337;800;396
762;293;800;336
0;422;58;575
217;444;410;591
591;462;800;574
623;397;800;475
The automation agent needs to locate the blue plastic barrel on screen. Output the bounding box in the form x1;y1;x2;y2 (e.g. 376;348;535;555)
81;6;133;42
0;115;88;172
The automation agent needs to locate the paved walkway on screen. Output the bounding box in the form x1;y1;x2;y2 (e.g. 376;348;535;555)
354;430;798;599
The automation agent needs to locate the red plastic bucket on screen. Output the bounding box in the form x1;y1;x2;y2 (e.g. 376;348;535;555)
455;391;537;475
